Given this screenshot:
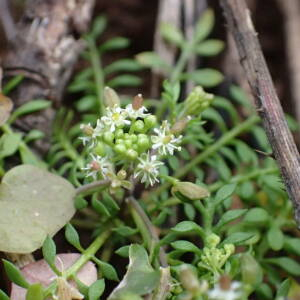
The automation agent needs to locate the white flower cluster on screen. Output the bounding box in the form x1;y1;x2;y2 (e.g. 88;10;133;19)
79;92;183;187
208;281;242;300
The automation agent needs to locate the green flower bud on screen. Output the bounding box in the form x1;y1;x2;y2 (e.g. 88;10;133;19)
132;144;138;151
144;115;157;128
138;133;147;140
115;144;126;154
224;244;235;256
132;120;144;132
124;133;130;139
103;131;114;144
171;181;210;201
184;86;213;117
104;86;120;108
117;169;127;180
94;142;106;156
205;233;221;248
116;138;123;144
137;137;150;151
124;139;132;148
126;149;138;160
115;128;124;138
130;134;138;142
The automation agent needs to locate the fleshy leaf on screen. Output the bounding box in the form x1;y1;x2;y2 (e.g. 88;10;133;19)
0;165;76;253
108;244;160;300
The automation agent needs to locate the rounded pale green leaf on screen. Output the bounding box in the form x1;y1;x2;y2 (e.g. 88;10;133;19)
181;69;224;87
108;244;160;300
135;52;169;69
243;207;269;226
160;23;184;47
196;39;224;56
0;165;76;253
267;226;284;251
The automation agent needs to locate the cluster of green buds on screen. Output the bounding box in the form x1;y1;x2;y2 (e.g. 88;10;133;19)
79;87;184;189
181;86;214;118
198;233;235;281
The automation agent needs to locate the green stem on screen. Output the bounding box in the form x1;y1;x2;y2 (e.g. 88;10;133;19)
128;197;168;267
87;38;105;115
75;179;110;196
150;115;260;199
43;228;110;298
170;44;194;84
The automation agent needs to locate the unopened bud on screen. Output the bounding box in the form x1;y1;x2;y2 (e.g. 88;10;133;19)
171;117;191;134
103;131;114;144
179;265;200;294
184;86;213;117
205;233;221;248
219;275;232;291
132;120;144;132
104;86;120;108
115;144;126;154
117;169;127;180
126;149;138;160
144;115;157;128
132;94;143;110
94;142;106;156
80;124;94;136
172;181;210;201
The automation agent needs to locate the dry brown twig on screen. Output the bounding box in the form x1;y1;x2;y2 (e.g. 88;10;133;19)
277;0;300;128
220;0;300;226
1;0;95;152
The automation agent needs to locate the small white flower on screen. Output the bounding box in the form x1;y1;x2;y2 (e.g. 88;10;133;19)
134;153;163;186
101;105;130;131
208;281;241;300
151;121;182;155
79;122;102;148
125;103;149;119
82;154;111;180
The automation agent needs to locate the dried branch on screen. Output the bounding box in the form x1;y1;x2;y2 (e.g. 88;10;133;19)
277;0;300;127
219;0;300;226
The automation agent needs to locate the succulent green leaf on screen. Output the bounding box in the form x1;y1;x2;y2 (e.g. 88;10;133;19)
196;39;224;56
222;232;255;246
215;209;247;229
108;244;160;299
243;208;269;226
195;9;215;42
267;225;284;251
160;23;184;47
0;289;10;300
26;283;43;300
88;279;105;300
135;52;170;69
181;69;224;87
0;133;22;159
3;259;29;288
215;183;236;203
171;240;201;255
0;165;76;253
266;257;300;276
10;100;51;122
99;37;130;52
65;223;82;251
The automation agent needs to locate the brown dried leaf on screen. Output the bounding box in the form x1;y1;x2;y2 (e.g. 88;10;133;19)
0;93;13;125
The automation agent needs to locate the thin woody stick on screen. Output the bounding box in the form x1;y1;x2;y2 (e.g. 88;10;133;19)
220;0;300;226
